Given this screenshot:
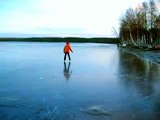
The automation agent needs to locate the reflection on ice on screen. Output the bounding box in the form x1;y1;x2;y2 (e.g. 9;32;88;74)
63;62;72;81
118;49;160;97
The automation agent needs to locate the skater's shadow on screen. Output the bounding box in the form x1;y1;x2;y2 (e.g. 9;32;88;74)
63;62;72;81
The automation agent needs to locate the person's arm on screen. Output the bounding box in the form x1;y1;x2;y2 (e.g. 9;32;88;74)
69;46;73;53
63;46;66;53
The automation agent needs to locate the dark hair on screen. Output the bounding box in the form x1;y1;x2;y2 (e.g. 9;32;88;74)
66;41;69;44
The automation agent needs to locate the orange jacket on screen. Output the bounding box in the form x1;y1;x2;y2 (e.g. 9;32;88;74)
64;44;73;53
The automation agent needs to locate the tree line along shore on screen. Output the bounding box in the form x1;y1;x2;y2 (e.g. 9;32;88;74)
119;0;160;50
0;37;119;44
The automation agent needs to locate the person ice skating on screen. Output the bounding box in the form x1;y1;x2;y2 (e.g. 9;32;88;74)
64;41;73;61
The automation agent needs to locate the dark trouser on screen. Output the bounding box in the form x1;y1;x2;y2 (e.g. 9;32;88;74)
64;52;71;61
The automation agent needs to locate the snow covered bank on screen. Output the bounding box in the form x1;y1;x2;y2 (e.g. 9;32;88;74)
121;48;160;64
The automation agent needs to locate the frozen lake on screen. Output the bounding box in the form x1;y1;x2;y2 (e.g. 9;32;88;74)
0;42;160;120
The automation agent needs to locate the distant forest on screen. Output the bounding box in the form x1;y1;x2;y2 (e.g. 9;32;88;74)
119;0;160;48
0;37;119;44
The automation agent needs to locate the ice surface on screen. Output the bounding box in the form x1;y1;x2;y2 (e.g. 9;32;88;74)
0;42;160;120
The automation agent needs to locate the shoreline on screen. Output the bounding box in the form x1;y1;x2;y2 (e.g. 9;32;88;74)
121;47;160;65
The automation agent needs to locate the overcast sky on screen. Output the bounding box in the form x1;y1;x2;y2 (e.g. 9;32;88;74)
0;0;146;37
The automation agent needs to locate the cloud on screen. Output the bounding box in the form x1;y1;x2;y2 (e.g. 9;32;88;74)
0;0;146;37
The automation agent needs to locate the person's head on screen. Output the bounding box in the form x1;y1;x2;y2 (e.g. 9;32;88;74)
66;41;69;44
